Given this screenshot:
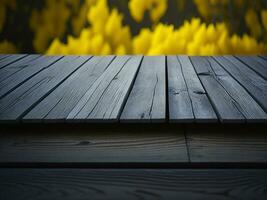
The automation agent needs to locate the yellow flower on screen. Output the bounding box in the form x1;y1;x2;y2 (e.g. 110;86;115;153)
46;1;267;56
30;0;71;53
133;29;152;54
128;0;167;23
132;18;266;55
47;0;131;55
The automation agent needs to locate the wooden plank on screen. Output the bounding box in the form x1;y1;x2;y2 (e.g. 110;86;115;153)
177;56;217;122
120;56;166;122
235;56;267;80
0;124;187;163
167;56;194;122
186;125;267;162
0;54;41;83
24;56;114;122
1;169;267;200
0;56;91;122
259;55;267;60
67;56;142;122
0;54;27;69
0;54;10;60
191;56;267;123
214;56;267;112
0;55;62;98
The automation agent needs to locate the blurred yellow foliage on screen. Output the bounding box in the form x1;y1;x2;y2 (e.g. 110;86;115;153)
47;5;267;56
0;40;17;53
0;0;266;55
128;0;167;22
133;18;266;55
30;0;71;53
245;9;262;39
47;0;131;55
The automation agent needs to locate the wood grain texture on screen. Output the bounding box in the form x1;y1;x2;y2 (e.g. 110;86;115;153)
235;56;267;80
0;54;10;60
186;125;267;162
0;55;41;83
259;55;267;60
0;124;187;163
214;56;267;112
67;56;142;122
191;56;267;123
177;56;217;122
24;56;114;122
0;56;90;122
0;55;62;98
0;54;27;69
121;56;166;122
167;56;194;122
1;169;267;200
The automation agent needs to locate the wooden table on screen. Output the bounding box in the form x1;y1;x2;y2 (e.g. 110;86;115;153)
0;54;267;199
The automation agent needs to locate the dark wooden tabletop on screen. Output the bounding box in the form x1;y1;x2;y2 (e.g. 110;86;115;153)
0;54;267;123
0;54;267;199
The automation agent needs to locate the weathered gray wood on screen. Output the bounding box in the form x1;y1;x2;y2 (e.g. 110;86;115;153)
0;55;62;98
235;56;267;80
0;124;187;163
186;125;267;162
0;56;90;122
177;56;217;122
24;56;114;122
0;54;10;60
259;55;267;61
67;56;142;122
167;56;194;122
0;55;41;83
121;56;166;122
191;56;267;122
0;54;27;69
214;56;267;112
1;169;267;200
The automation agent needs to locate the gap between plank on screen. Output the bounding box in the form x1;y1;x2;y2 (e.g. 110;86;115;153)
18;56;93;121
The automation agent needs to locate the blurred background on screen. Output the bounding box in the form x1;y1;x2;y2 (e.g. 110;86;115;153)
1;0;267;55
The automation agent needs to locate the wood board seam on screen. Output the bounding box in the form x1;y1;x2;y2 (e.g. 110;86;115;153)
0;54;28;70
234;56;267;81
0;56;64;100
213;56;267;113
17;56;93;121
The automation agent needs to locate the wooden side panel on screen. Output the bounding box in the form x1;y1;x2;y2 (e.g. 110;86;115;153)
120;56;166;122
186;125;267;162
0;125;187;163
1;169;267;200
